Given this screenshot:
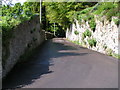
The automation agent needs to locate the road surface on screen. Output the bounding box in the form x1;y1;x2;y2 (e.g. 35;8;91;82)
3;38;118;88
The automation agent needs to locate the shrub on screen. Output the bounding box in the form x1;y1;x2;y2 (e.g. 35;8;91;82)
80;7;93;14
74;30;79;35
82;29;92;39
106;8;119;21
89;19;96;31
87;14;94;20
113;18;120;26
87;38;97;47
106;48;113;56
93;2;116;15
76;2;119;24
76;7;94;23
82;33;86;40
93;2;118;21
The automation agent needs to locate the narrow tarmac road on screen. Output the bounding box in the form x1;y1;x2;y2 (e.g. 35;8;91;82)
3;38;118;88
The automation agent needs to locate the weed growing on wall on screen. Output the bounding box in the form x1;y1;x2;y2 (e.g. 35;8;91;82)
87;38;97;47
82;29;92;40
105;48;120;59
112;53;120;59
74;30;79;35
68;2;119;59
103;44;107;50
73;40;80;45
113;18;120;26
89;19;96;31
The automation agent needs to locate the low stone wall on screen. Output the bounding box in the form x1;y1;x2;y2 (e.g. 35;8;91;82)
66;16;119;57
2;16;53;78
45;31;55;39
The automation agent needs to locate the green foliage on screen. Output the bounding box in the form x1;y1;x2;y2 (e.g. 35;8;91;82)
44;2;96;32
73;40;80;45
2;2;40;33
75;7;96;32
106;48;113;56
93;2;119;21
87;38;97;47
2;2;40;65
2;16;21;31
112;53;120;59
93;2;117;14
82;33;85;40
76;7;94;22
82;29;92;39
2;2;40;31
113;18;120;26
89;19;96;31
76;2;119;24
106;8;119;21
105;48;120;59
74;30;79;35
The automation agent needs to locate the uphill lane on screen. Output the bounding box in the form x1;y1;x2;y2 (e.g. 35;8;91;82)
3;38;118;88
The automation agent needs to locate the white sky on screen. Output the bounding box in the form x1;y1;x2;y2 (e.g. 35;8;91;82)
2;0;27;5
12;0;27;5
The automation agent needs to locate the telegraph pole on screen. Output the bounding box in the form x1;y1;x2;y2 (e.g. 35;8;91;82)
40;0;42;23
54;23;55;36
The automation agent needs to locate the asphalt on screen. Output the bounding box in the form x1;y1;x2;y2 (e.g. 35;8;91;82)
3;38;118;88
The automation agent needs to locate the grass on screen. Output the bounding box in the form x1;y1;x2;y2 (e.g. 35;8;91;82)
112;53;120;59
67;39;120;59
72;40;80;45
106;48;120;59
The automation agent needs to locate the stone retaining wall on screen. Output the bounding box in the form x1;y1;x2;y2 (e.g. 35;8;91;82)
66;16;119;57
2;16;53;78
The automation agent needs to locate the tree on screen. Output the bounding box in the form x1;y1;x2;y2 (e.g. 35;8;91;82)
43;2;97;37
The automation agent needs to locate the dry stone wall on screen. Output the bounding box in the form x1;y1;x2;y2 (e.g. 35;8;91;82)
2;16;53;78
66;16;119;57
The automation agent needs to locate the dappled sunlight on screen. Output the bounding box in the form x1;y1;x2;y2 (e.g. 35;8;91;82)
3;38;89;88
2;1;119;88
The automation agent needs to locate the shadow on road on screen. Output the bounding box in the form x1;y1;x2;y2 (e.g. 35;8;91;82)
3;39;89;89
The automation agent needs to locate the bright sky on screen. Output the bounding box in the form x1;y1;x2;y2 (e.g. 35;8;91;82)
12;0;27;5
2;0;27;5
